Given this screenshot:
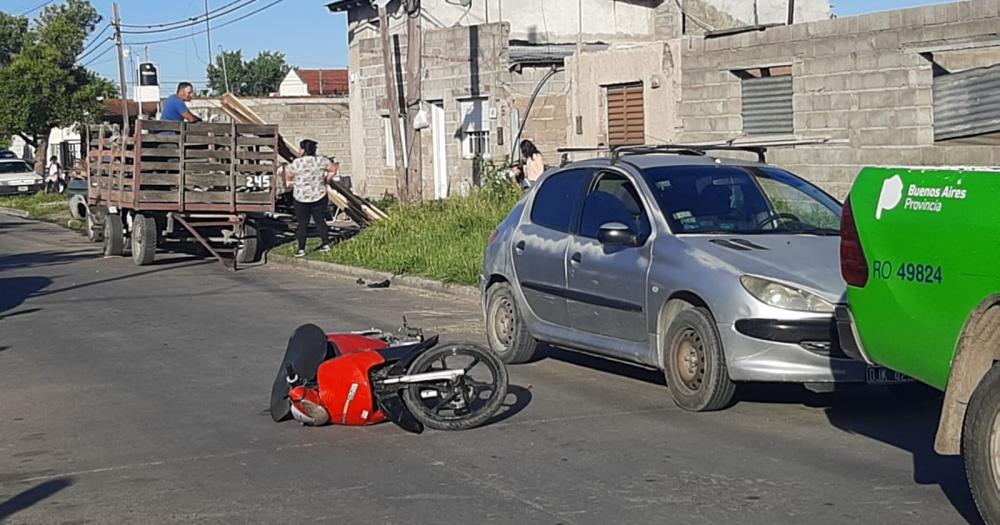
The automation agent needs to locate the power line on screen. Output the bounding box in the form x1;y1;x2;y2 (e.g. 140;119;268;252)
78;38;114;62
81;44;115;67
17;0;54;16
120;0;259;34
119;0;247;29
124;0;285;46
78;24;113;57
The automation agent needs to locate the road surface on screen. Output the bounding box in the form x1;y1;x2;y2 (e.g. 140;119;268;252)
0;214;980;524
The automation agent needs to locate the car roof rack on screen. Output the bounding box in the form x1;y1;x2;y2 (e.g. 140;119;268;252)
612;144;768;163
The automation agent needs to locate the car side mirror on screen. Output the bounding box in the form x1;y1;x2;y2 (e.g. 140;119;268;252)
597;222;640;247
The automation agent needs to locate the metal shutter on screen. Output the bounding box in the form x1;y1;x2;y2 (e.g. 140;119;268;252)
607;83;645;146
742;75;793;136
934;63;1000;141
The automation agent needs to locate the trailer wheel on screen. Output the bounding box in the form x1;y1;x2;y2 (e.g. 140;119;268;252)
131;214;157;266
87;208;104;243
236;220;260;264
103;213;124;256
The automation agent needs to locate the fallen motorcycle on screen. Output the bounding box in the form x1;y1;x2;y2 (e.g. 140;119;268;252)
270;322;509;433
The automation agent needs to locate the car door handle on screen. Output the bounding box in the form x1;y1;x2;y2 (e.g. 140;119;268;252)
514;240;525;254
570;252;582;264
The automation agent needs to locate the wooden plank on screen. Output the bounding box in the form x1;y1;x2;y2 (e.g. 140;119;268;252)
236;137;276;146
235;123;277;135
235;150;276;160
186;122;234;134
235;164;275;174
138;161;181;171
141;134;181;144
138;174;180;185
184;191;232;204
186;135;231;146
184;148;232;159
139;120;183;133
235;192;272;204
184;162;230;173
139;190;179;203
184;174;232;187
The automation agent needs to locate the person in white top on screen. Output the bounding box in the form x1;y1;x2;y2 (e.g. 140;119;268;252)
45;156;61;193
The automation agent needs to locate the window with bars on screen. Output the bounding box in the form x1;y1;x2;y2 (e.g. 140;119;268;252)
459;98;491;159
606;83;645;147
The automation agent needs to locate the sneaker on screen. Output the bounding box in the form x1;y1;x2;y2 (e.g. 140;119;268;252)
318;244;331;253
294;250;306;258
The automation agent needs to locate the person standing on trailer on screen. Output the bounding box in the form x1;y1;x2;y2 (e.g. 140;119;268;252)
285;139;338;258
161;82;202;123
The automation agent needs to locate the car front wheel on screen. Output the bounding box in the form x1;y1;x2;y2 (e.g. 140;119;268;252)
484;282;538;364
963;364;1000;524
663;307;736;412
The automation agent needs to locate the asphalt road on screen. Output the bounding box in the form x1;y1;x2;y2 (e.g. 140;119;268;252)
0;214;982;524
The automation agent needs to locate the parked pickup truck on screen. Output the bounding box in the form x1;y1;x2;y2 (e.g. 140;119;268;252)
838;165;1000;523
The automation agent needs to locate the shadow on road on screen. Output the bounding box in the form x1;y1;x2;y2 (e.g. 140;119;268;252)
0;250;93;271
488;385;532;425
0;478;74;521
31;259;208;300
0;276;52;316
541;345;666;387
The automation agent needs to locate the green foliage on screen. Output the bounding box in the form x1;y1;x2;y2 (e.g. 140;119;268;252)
282;178;522;286
0;1;115;171
206;50;290;96
0;192;68;217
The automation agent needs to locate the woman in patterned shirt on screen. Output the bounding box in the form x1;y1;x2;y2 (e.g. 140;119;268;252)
285;139;339;257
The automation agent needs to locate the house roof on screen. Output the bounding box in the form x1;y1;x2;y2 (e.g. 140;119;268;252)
293;68;349;96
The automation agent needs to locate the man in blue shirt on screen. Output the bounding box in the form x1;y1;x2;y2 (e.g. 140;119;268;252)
161;82;202;122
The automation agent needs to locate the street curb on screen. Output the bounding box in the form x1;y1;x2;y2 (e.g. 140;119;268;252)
0;207;30;218
270;254;480;300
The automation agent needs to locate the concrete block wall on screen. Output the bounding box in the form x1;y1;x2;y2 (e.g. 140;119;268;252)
677;0;1000;198
186;96;351;174
350;22;515;198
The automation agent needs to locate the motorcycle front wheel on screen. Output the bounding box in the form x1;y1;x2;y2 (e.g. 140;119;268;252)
402;343;509;431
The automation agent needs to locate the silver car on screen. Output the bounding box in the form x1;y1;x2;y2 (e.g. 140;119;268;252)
0;159;43;195
481;148;871;411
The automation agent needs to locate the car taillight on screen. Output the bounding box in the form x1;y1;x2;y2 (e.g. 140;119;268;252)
840;196;869;288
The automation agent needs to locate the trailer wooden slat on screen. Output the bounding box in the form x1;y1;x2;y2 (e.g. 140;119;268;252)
184;162;230;173
184;191;233;203
235;150;276;160
141;135;181;144
186;122;233;134
184;149;232;159
138;190;179;202
235;192;272;204
184;174;233;187
235;164;275;174
138;174;180;185
186;135;231;146
235;123;277;135
236;137;276;146
139;121;183;132
139;161;182;171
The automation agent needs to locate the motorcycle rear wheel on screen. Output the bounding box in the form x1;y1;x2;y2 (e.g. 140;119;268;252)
402;343;508;431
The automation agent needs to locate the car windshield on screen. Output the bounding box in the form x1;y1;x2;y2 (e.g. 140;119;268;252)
642;165;842;235
0;161;32;174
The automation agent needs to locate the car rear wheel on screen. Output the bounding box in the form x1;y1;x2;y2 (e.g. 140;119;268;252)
485;282;538;364
963;364;1000;524
664;307;736;412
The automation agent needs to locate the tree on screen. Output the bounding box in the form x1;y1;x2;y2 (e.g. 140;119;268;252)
0;0;116;173
206;50;289;96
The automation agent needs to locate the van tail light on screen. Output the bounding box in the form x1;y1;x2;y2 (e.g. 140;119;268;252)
840;196;869;288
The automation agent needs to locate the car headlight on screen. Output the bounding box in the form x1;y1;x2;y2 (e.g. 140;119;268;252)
739;275;834;313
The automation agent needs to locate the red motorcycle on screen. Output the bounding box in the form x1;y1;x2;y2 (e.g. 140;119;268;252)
270;323;508;433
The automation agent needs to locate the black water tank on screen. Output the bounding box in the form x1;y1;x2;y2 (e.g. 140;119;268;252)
139;63;158;86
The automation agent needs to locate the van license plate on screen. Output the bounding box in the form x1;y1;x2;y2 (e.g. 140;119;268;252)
866;366;912;385
17;186;27;192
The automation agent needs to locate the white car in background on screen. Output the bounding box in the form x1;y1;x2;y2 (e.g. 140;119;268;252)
0;159;43;195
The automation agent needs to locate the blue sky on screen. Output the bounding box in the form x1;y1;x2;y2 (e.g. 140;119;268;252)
5;0;955;92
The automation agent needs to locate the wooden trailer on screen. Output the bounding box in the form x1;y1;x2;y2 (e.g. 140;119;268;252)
85;120;279;269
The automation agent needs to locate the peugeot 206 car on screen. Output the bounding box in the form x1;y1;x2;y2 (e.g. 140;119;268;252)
481;146;904;412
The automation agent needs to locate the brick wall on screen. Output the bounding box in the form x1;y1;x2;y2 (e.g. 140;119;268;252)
187;97;351;175
351;22;514;198
678;0;1000;198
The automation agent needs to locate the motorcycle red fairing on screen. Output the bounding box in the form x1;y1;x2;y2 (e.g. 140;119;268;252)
270;323;508;433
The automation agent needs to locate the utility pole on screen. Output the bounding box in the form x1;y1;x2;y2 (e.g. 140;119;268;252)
113;2;130;135
205;0;214;66
378;4;406;202
404;0;423;201
129;47;141;120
